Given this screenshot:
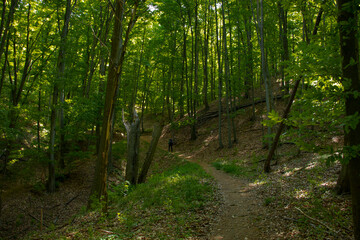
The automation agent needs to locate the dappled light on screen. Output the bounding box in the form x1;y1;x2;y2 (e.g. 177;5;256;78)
294;189;309;199
0;0;357;239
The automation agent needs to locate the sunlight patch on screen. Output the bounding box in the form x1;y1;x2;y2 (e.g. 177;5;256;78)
294;189;309;199
305;161;319;170
319;181;336;187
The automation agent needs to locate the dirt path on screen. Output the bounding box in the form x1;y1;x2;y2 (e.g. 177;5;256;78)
144;133;265;240
193;161;264;240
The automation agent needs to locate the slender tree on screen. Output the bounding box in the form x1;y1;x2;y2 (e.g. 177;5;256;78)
221;0;233;148
215;0;224;149
48;0;75;192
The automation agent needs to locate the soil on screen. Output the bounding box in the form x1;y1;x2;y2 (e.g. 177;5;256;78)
0;158;95;240
198;162;264;240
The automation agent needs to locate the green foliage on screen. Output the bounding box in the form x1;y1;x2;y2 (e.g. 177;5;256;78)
262;110;282;128
109;181;130;200
170;117;197;130
282;77;345;157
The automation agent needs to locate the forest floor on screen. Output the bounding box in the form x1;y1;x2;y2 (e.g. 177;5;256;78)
0;96;354;239
155;97;353;239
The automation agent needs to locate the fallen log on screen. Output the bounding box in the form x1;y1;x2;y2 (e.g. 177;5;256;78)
196;95;283;125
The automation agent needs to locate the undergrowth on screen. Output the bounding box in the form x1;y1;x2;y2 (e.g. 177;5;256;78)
35;161;217;239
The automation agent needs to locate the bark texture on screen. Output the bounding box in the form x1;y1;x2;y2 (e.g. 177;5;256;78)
123;110;141;185
138;123;163;184
89;0;139;210
264;77;301;172
338;0;360;238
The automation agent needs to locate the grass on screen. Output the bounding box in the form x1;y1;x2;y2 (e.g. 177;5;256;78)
35;161;217;240
108;161;215;238
212;158;258;179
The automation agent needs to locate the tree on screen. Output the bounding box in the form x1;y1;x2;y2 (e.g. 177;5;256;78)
123;109;141;185
0;0;18;62
191;0;199;141
89;0;140;210
221;0;233;148
257;0;273;149
138;122;163;184
215;0;224;149
202;0;210;111
337;0;360;238
48;0;75;193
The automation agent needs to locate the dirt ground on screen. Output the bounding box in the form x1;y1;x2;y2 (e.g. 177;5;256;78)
197;162;264;240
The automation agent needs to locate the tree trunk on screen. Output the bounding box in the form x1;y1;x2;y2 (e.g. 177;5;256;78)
191;0;199;141
278;1;290;95
244;12;255;120
48;0;73;192
95;6;112;155
258;0;272;149
48;83;58;192
138;123;163;184
338;0;360;238
215;0;224;149
180;18;187;118
89;0;139;210
123;110;141;185
221;0;232;148
264;77;301;172
202;0;210;111
335;163;350;195
0;0;18;62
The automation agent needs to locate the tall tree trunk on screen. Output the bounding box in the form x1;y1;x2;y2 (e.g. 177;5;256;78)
0;0;18;62
338;0;360;238
264;77;301;172
89;0;139;210
180;18;187;118
123;110;141;185
215;0;223;149
278;1;290;95
244;13;255;120
258;0;272;149
191;0;199;140
221;0;232;148
95;6;112;155
138;123;163;184
0;25;11;98
140;67;152;133
48;0;74;192
335;163;350;195
3;4;33;173
202;0;210;111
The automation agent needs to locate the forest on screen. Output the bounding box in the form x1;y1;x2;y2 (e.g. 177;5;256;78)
0;0;360;239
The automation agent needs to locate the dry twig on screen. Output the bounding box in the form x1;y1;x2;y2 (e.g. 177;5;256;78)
294;207;342;237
